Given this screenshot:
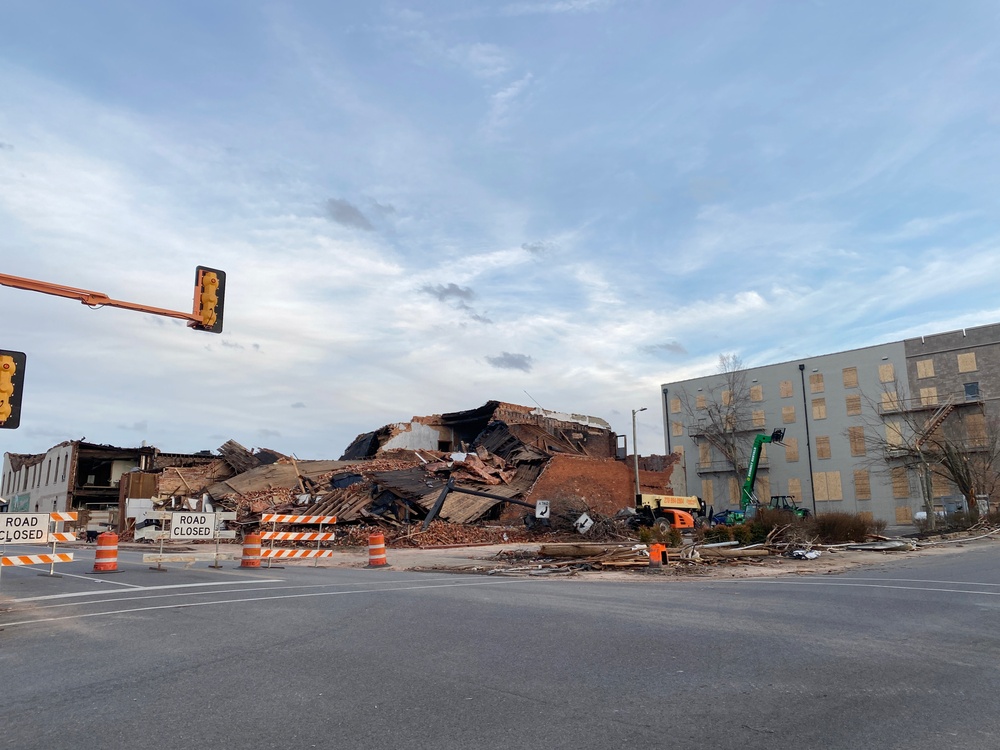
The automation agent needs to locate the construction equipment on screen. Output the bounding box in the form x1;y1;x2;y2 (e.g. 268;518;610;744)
713;428;785;525
633;493;706;531
766;494;810;519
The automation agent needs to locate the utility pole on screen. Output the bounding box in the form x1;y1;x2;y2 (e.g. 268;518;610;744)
632;407;647;504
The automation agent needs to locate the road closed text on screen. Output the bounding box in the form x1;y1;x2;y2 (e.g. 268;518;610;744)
0;513;50;543
169;513;216;540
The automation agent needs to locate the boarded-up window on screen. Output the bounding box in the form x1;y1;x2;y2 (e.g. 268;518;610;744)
782;406;796;424
669;397;682;414
699;443;711;467
722;390;733;406
886;420;904;447
932;472;951;499
814;471;843;501
891;467;910;498
845;394;862;416
967;412;987;448
784;437;799;462
758;475;770;502
958;352;978;373
816;436;831;459
919;387;938;406
780;380;794;398
729;477;740;504
854;469;871;500
696;394;707;409
809;373;825;393
848;426;866;456
701;479;714;506
881;391;900;412
724;413;736;431
750;385;763;402
842;367;859;389
672;421;684;437
760;444;768;462
916;359;935;379
895;506;913;524
812;398;827;420
788;477;802;501
752;409;766;428
879;363;895;383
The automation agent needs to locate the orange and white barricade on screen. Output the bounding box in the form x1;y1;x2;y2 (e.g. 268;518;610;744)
92;531;119;573
260;514;338;568
241;533;262;568
367;533;389;568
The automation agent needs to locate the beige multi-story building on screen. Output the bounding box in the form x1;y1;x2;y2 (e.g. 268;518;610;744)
661;322;1000;524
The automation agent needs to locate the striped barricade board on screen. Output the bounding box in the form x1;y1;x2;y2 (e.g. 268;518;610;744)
47;532;78;543
261;549;335;560
261;513;338;567
261;514;338;525
1;552;75;567
142;552;241;564
261;531;338;542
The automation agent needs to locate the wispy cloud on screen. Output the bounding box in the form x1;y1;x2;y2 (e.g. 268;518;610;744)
502;0;616;16
325;198;375;231
486;352;533;371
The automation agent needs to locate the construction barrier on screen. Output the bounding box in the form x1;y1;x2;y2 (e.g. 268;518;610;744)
241;533;262;568
0;511;79;583
1;553;74;567
92;531;119;573
648;543;667;568
367;533;389;568
260;513;337;568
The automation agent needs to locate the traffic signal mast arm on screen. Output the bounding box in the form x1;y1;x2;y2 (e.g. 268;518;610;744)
0;266;225;333
740;428;785;511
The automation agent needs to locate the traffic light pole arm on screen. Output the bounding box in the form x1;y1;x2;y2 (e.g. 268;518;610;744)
0;267;225;333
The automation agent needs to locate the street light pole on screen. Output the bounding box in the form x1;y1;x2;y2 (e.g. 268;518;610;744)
632;407;647;505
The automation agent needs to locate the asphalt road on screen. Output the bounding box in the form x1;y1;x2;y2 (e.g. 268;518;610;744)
2;543;999;750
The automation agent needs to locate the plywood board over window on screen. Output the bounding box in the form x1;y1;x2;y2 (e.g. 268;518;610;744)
845;394;862;416
854;469;871;500
916;359;935;379
784;436;799;462
886;420;904;447
728;476;740;504
782;406;796;424
814;471;843;501
958;352;978;373
966;412;987;448
696;394;707;409
816;436;832;459
809;373;825;393
842;367;859;389
670;397;682;414
752;409;766;428
788;477;802;501
701;479;714;507
699;443;711;467
812;398;827;420
895;506;913;524
932;471;951;499
672;421;684;437
848;426;866;457
891;467;910;498
919;387;938;406
879;363;895;383
750;384;763;402
722;390;733;406
780;380;794;398
881;391;900;412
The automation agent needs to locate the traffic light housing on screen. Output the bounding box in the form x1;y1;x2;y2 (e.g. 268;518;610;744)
190;266;226;333
0;350;26;429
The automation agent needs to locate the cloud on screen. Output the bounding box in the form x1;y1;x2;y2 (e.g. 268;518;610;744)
117;420;148;432
325;198;375;231
291;402;306;409
643;341;687;355
421;283;476;302
521;241;548;255
258;429;282;439
0;142;13;151
486;352;533;371
450;42;511;79
484;74;533;138
502;0;615;15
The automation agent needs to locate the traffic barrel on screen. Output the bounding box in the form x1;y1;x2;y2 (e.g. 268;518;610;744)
241;533;262;568
648;543;667;568
92;532;119;573
366;533;389;568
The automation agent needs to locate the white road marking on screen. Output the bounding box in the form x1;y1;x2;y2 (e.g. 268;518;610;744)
11;579;285;602
735;578;1000;596
0;578;545;628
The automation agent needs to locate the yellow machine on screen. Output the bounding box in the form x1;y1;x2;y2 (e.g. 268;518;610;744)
635;494;705;531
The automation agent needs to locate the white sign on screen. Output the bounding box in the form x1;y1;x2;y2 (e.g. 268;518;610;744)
0;513;50;544
535;500;550;519
574;513;594;534
169;512;216;540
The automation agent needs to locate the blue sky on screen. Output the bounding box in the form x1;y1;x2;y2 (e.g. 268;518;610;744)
2;0;999;460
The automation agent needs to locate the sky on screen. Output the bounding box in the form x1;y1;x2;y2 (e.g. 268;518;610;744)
2;0;999;461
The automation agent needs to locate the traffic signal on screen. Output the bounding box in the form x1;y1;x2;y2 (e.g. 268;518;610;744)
190;266;226;333
0;350;26;429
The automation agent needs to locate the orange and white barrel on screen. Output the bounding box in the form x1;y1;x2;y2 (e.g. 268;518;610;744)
92;532;119;573
241;533;262;568
648;543;666;568
367;533;389;568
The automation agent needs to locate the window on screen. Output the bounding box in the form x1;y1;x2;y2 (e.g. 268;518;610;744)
699;443;711;467
811;398;827;420
46;460;52;485
784;437;800;462
696;394;707;409
701;479;714;506
722;390;733;406
780;380;794;398
919;387;938;406
957;352;978;373
842;367;859;389
750;385;763;402
813;471;843;501
782;406;796;424
816;436;831;459
729;477;740;504
672;421;684;437
916;359;935;379
854;469;871;500
809;373;825;393
886;420;904;447
788;477;802;501
891;467;910;498
881;391;900;412
752;409;766;428
848;426;866;456
669;398;681;414
966;413;987;448
845;394;862;416
879;363;895;383
965;382;980;401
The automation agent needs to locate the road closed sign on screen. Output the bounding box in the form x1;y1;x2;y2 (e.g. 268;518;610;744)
0;513;50;544
170;512;216;540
